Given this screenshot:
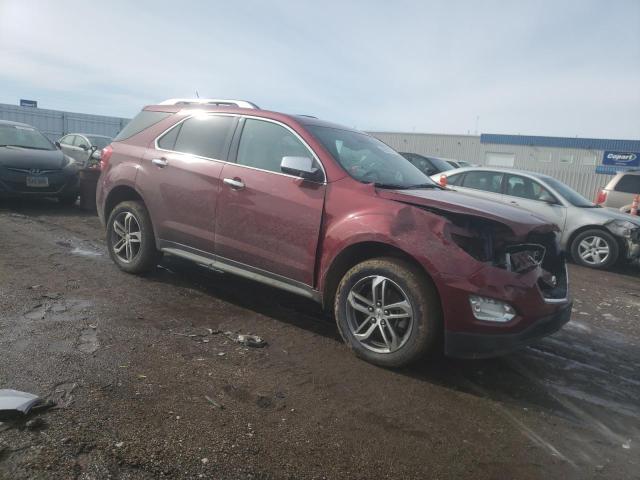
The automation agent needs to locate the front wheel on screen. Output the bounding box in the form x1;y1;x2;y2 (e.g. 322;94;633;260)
334;257;441;368
106;201;161;274
570;229;619;269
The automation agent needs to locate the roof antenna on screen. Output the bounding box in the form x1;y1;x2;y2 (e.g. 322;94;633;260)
195;90;200;98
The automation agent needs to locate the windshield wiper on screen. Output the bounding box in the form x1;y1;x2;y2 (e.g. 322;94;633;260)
405;183;439;189
374;182;412;189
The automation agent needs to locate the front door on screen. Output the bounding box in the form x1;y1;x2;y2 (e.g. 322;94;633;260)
503;174;567;230
136;114;238;254
214;118;325;286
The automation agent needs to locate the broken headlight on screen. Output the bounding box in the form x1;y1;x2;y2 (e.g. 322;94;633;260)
496;244;546;274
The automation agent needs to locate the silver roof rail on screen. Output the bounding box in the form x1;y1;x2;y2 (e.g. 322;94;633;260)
158;98;259;109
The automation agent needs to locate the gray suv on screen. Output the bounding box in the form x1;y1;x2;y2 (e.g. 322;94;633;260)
597;170;640;214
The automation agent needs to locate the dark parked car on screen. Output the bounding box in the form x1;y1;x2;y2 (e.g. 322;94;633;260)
57;133;112;168
399;152;455;177
0;119;80;205
97;98;571;367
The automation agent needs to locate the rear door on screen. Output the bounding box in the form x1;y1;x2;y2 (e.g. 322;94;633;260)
214;117;325;286
455;170;506;204
137;114;238;254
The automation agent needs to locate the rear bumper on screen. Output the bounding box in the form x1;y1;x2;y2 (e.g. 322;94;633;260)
444;302;572;358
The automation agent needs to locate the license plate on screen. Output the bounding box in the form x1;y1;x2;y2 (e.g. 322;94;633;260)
26;176;49;187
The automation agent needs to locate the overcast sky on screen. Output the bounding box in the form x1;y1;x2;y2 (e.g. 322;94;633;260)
0;0;638;139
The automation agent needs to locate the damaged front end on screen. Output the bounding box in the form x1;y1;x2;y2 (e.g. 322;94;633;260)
605;219;640;261
444;213;569;303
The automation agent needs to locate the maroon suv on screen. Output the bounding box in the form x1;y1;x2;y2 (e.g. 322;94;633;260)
97;98;571;367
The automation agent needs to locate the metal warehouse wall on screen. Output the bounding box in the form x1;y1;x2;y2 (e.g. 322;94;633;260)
0;103;129;142
370;132;615;200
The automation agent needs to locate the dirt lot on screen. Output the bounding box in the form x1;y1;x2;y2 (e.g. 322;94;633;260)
0;200;639;480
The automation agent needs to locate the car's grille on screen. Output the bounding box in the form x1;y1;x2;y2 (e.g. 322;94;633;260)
5;167;61;175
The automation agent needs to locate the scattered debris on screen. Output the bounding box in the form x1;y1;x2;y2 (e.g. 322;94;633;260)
25;417;47;431
256;395;272;409
204;395;224;410
201;457;209;464
226;332;267;348
115;442;124;448
48;382;77;409
70;247;102;257
0;390;41;419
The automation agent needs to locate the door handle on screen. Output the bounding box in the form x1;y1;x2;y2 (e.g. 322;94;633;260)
223;178;245;190
510;200;519;205
151;158;168;168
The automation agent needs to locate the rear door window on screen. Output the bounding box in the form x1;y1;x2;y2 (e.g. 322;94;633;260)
73;136;88;148
447;173;464;186
114;111;171;141
172;115;237;160
461;171;504;193
614;175;640;194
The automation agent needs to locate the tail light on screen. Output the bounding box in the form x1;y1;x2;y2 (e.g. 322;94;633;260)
595;189;607;204
100;145;113;170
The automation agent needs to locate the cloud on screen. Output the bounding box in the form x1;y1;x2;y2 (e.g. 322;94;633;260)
0;0;638;138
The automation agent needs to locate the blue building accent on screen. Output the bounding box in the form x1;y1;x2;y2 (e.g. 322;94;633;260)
480;134;640;152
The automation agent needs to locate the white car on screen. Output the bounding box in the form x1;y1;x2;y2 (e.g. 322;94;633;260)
432;167;640;269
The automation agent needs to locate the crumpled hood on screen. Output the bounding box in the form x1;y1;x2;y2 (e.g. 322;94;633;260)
378;187;557;238
0;146;67;169
585;206;640;228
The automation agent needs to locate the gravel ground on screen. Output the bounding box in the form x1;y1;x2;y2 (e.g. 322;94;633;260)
0;199;639;480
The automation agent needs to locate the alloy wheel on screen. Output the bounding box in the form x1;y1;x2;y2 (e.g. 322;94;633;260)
578;235;610;266
345;275;414;354
111;211;142;263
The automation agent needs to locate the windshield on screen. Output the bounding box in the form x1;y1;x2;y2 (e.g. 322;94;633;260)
0;124;55;150
308;126;436;188
429;157;455;172
542;176;596;207
87;136;112;149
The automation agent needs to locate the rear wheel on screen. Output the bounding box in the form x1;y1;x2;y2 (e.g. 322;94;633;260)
106;201;161;273
570;229;619;269
334;257;441;368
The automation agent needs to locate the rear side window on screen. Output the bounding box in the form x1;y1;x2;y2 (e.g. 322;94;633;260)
114;111;171;141
157;123;182;150
236;119;314;174
462;171;504;193
614;175;640;194
172;115;236;160
60;135;75;146
447;173;464;186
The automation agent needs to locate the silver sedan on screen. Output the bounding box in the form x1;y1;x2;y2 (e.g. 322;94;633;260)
432;167;640;269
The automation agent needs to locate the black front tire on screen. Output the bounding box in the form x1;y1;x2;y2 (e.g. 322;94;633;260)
334;257;441;368
106;200;161;274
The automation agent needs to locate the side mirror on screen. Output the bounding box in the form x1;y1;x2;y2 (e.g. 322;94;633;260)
54;141;61;149
79;144;88;151
280;156;322;181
